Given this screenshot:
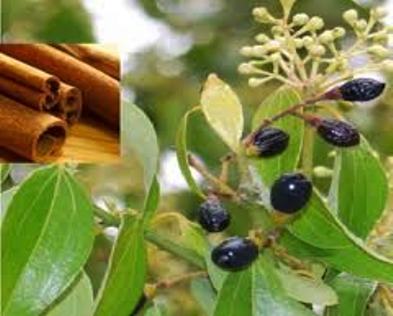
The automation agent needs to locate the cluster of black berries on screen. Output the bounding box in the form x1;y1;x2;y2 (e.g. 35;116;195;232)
200;78;385;272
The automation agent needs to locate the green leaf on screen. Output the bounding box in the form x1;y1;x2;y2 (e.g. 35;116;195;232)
1;164;10;184
252;87;304;186
213;255;317;316
47;273;94;316
0;187;18;221
142;176;160;226
2;166;94;316
213;269;253;316
200;74;244;152
121;102;159;191
329;137;388;239
93;214;146;316
276;265;338;306
324;273;376;316
206;251;228;291
286;191;393;283
191;278;216;316
176;107;206;199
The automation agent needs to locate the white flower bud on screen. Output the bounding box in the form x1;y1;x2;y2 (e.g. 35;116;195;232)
255;34;270;43
253;7;276;24
238;63;256;74
302;36;314;48
309;44;326;57
292;13;309;26
270;52;281;63
294;38;304;48
240;46;254;57
313;166;333;178
343;9;358;24
333;27;346;38
264;40;281;52
307;17;324;31
355;19;368;32
368;45;389;59
319;31;334;44
373;31;388;44
252;45;268;56
271;25;285;35
372;7;388;19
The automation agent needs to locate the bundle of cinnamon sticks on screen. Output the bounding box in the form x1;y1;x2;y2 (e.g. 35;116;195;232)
0;44;120;162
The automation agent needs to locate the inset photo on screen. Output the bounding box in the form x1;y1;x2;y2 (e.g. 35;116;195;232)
0;44;120;163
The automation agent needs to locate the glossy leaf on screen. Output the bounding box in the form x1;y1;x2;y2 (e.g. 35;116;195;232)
191;278;216;316
142;176;160;226
176;107;206;199
213;255;317;316
324;273;376;316
201;74;244;152
47;273;94;316
276;265;338;306
252;87;304;186
329;138;388;239
286;191;393;283
93;214;146;316
2;166;94;316
0;187;17;221
121;102;159;191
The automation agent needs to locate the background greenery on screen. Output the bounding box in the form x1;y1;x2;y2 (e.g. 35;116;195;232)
1;0;393;315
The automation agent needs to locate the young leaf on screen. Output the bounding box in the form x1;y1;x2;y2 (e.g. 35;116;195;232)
213;255;317;316
286;191;393;283
1;166;94;316
46;273;94;316
176;107;206;199
121;101;159;191
329;137;388;239
191;278;216;316
324;273;376;316
252;87;304;186
142;176;160;226
93;214;146;316
201;74;244;152
276;265;338;306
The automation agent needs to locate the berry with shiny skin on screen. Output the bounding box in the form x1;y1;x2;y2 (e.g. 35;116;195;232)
247;127;289;157
317;119;360;147
211;237;259;271
270;173;312;214
339;78;385;102
198;199;230;233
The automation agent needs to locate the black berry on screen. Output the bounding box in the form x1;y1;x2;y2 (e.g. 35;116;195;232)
247;127;289;157
270;173;312;214
317;119;360;147
339;78;385;102
198;199;230;233
211;237;259;271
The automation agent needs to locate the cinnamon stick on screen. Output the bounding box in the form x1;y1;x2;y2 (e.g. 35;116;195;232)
0;94;67;162
0;44;120;128
0;76;59;111
0;52;60;95
53;44;120;80
52;83;82;126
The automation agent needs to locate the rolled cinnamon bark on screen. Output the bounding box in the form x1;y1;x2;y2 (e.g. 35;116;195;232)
0;44;120;128
53;44;120;80
52;83;82;126
0;94;67;162
0;76;59;111
0;52;60;95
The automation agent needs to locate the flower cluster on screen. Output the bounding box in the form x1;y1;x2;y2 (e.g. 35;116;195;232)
238;5;392;92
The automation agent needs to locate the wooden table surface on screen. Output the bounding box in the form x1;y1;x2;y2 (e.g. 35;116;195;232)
0;116;120;163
